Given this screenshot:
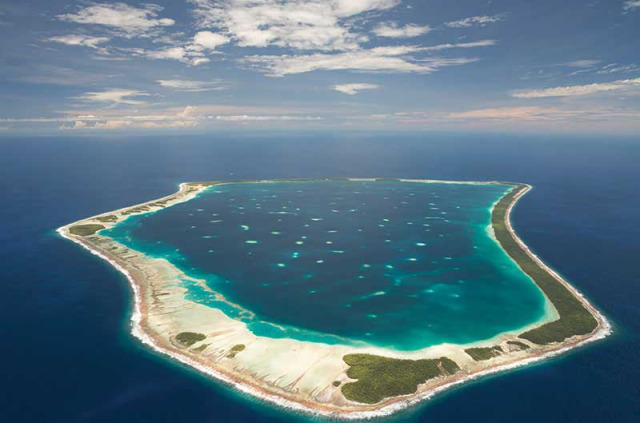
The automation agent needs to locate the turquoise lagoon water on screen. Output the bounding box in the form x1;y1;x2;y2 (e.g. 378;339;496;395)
103;180;549;351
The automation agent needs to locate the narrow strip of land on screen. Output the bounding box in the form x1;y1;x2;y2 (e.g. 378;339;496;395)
58;179;610;419
491;184;598;344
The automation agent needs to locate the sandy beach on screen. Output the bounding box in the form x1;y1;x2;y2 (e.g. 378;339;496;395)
57;179;611;418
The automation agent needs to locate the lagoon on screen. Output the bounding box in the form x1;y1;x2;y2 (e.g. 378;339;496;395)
103;180;550;351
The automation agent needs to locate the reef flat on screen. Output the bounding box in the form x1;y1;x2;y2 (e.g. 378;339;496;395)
58;179;610;418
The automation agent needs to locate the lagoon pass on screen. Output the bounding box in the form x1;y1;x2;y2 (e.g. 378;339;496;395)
58;179;610;418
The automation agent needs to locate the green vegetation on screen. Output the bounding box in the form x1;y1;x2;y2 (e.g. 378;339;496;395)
507;341;530;350
333;381;341;387
227;344;246;358
121;206;151;216
492;185;598;345
95;215;118;223
175;332;206;347
69;224;105;236
465;346;503;361
341;354;460;404
191;344;209;353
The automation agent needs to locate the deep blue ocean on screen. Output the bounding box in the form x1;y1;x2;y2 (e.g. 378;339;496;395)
1;132;638;422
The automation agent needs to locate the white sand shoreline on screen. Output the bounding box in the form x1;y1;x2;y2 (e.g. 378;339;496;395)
57;178;611;419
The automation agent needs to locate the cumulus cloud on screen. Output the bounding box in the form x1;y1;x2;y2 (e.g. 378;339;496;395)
512;78;640;98
445;14;505;28
372;22;431;38
46;29;229;65
157;79;227;92
190;0;400;51
45;34;110;49
144;31;229;65
623;1;640;11
60;110;322;129
62;119;197;130
57;3;174;38
332;0;400;16
74;89;149;105
61;114;322;129
243;43;491;76
214;115;323;121
146;47;210;66
59;106;199;130
334;83;379;95
192;31;230;50
2;104;327;131
50;1;497;75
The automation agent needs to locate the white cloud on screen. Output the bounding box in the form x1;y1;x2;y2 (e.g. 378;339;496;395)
58;3;174;38
75;89;149;105
447;107;563;121
62;119;197;130
367;106;640;126
190;0;400;51
445;14;504;28
372;22;431;38
144;31;229;65
563;62;639;77
596;63;640;74
333;0;400;16
60;106;199;130
445;106;640;124
512;78;640;98
45;34;110;49
146;47;210;66
214;115;323;121
192;31;230;50
157;79;227;92
623;1;640;11
2;104;328;131
422;40;496;52
243;45;485;76
334;83;379;95
564;60;601;68
53;1;494;73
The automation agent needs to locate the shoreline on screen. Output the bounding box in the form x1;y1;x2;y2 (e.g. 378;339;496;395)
58;178;611;418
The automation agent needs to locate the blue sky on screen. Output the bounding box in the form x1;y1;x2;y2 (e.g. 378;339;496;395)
0;0;638;134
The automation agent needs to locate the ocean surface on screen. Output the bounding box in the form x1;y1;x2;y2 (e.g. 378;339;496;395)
103;180;548;350
1;133;638;422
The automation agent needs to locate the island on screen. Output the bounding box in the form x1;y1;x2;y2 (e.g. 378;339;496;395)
58;179;610;418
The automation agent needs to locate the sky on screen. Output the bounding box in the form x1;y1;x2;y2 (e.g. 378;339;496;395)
0;0;638;134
